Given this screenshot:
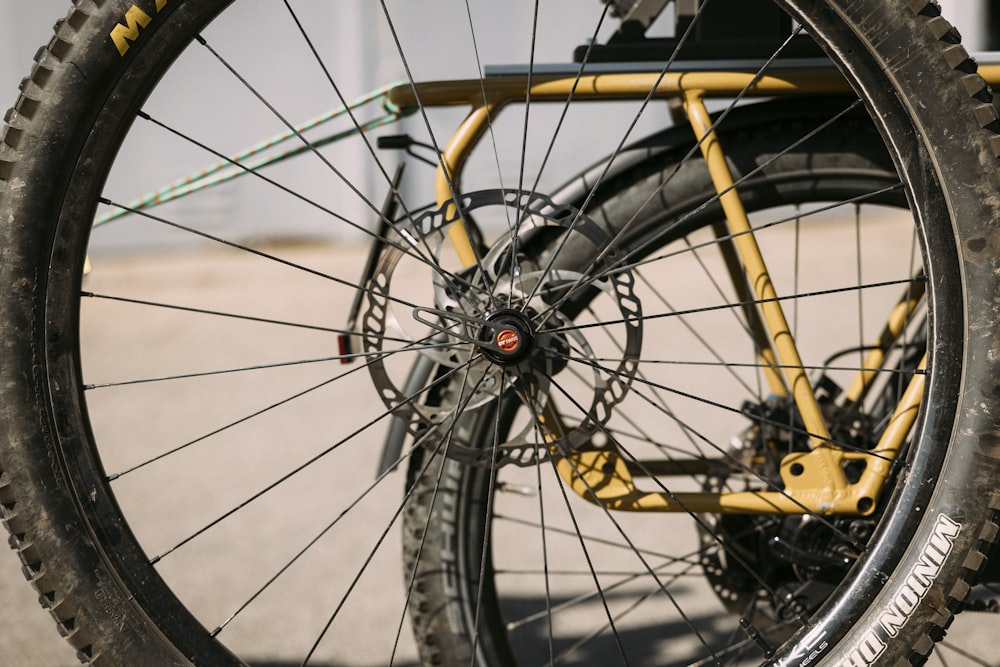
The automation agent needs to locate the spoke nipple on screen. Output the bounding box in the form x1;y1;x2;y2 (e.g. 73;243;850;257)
739;616;774;658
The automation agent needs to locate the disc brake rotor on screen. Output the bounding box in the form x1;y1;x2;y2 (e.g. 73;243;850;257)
362;190;642;468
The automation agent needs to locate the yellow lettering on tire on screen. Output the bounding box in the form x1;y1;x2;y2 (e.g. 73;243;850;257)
110;1;168;57
110;6;153;57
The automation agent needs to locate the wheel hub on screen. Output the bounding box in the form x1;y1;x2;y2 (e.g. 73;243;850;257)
480;309;533;364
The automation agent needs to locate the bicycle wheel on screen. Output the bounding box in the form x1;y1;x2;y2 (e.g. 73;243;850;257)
1;1;1000;666
402;100;926;666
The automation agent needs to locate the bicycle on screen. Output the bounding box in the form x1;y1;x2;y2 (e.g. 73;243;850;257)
3;0;1000;665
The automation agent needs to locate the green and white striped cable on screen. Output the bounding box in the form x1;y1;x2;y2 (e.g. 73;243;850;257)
95;81;414;226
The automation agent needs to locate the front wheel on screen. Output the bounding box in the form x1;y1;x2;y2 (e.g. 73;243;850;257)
2;1;1000;666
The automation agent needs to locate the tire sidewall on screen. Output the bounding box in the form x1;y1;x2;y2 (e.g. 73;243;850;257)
772;1;1000;664
1;1;240;664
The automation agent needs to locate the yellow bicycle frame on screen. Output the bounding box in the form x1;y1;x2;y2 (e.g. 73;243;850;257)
388;64;932;516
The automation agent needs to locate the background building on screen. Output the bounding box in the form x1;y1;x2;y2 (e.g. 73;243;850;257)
0;0;995;251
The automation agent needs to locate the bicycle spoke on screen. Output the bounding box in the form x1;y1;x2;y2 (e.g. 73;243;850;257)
469;372;510;664
103;335;453;479
303;365;492;664
551;276;922;336
521;0;719;310
145;357;478;566
545;451;633;666
558;349;899;465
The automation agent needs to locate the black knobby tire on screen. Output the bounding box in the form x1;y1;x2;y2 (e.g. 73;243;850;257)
1;1;1000;666
1;2;245;664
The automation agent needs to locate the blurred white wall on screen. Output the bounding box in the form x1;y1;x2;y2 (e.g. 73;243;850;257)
2;0;992;136
0;1;69;112
939;0;988;50
0;1;634;251
0;1;993;252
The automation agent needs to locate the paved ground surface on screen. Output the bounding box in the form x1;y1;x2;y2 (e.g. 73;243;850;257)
0;551;81;665
1;242;999;667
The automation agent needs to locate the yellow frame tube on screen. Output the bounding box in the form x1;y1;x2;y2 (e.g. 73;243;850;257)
844;279;925;403
683;91;839;473
709;221;789;397
387;66;853;218
557;357;923;515
388;68;852;109
437;104;502;265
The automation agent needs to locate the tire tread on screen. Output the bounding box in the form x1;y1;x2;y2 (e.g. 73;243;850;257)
0;3;97;660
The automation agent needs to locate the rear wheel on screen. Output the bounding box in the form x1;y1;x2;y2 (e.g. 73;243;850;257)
403;106;929;666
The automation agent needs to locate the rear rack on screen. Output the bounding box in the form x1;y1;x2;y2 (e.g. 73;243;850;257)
578;0;823;63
